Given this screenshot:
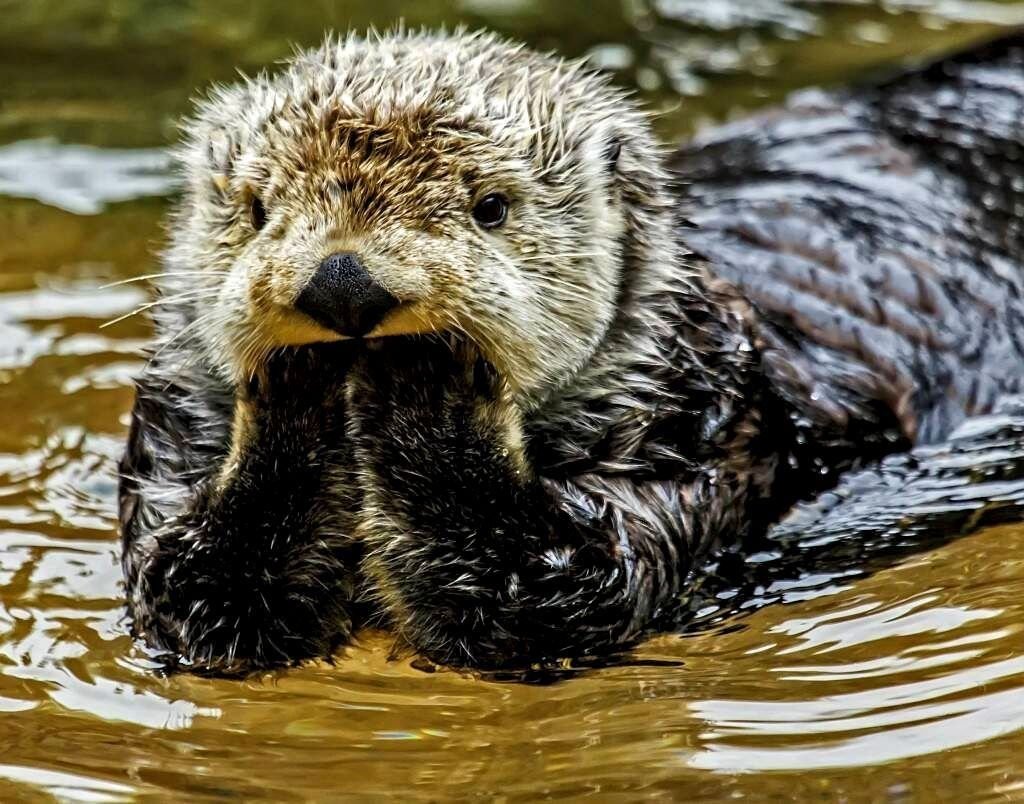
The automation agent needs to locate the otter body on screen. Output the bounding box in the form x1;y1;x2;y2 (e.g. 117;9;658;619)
120;31;1024;672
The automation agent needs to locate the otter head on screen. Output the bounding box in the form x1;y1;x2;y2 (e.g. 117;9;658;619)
169;30;670;404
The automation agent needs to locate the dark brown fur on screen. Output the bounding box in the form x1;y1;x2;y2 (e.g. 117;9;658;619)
120;31;1024;672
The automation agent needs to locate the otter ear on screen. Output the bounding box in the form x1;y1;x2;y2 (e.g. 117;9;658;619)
207;129;236;197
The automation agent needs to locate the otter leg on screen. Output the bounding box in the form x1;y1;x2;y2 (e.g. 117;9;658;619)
769;396;1024;556
346;338;749;669
120;343;362;674
682;397;1024;620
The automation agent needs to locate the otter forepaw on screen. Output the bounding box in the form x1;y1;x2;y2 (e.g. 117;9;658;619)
132;512;358;675
348;333;528;473
243;341;358;418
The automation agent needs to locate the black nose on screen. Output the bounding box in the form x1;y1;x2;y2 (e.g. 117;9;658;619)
295;252;399;337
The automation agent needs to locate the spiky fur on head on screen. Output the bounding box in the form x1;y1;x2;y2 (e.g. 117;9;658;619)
164;28;674;405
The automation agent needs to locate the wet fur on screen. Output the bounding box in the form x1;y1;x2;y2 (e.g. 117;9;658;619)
120;30;1024;672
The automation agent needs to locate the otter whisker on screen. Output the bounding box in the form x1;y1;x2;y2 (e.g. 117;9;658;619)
101;290;220;329
146;307;224;375
100;271;221;289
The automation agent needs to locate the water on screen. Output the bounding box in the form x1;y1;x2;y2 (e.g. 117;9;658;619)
2;1;1024;800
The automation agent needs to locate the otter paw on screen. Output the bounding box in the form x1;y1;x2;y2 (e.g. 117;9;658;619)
244;341;359;415
133;528;357;675
347;334;528;483
347;335;508;419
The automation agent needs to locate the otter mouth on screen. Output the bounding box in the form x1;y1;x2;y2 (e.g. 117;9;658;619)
274;296;445;346
365;303;442;338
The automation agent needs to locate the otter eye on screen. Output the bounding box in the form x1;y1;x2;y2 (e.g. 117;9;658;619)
472;193;509;229
250;196;267;231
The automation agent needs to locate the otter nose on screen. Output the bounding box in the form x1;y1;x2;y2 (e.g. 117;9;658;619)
296;252;398;337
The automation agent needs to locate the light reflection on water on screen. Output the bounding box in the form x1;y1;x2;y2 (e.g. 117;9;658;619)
0;140;172;215
2;0;1024;800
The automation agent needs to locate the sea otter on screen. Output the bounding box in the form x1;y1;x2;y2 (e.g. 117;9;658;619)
119;29;1024;673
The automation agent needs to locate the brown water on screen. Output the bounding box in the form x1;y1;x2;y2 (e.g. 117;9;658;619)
3;1;1024;800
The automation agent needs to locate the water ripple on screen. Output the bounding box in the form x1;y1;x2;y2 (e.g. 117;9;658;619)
0;140;172;215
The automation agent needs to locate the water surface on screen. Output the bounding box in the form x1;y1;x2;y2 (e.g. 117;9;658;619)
3;1;1024;800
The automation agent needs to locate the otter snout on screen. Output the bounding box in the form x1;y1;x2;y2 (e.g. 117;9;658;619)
296;252;399;337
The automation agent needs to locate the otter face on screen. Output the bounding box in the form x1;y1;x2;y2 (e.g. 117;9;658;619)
168;31;666;402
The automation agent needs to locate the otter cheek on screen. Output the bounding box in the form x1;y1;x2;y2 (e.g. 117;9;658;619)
248;266;274;310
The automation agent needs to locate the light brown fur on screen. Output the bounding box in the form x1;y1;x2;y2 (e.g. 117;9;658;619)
164;29;671;408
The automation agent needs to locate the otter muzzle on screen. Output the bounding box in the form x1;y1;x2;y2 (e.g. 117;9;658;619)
296;252;399;337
